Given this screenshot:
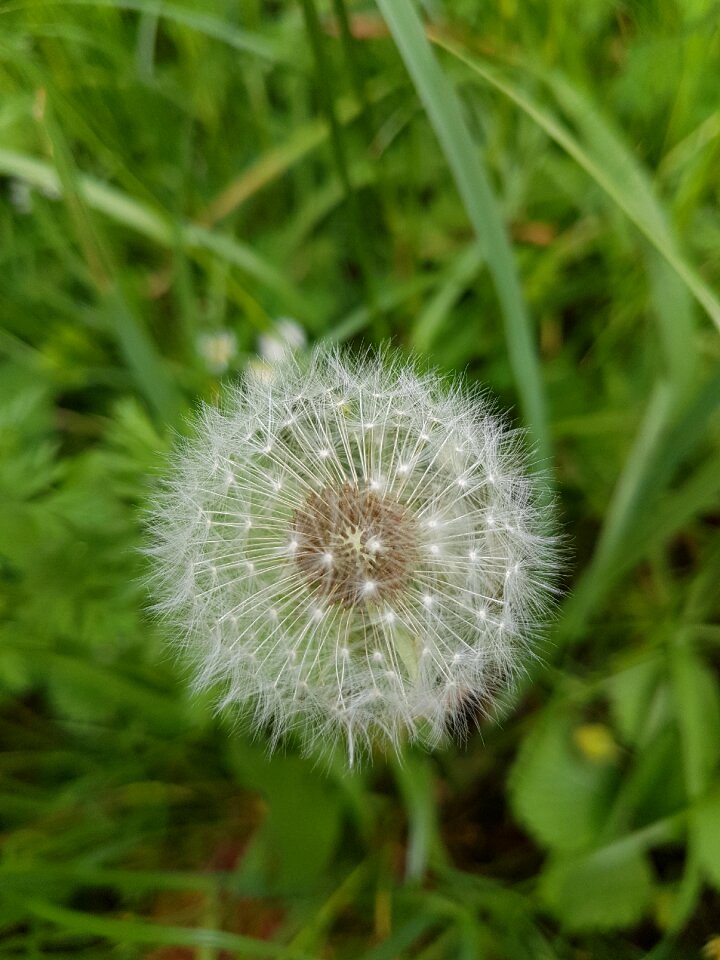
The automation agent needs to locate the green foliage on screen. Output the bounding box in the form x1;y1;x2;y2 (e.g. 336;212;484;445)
509;707;618;854
540;844;654;931
693;792;720;893
1;0;720;956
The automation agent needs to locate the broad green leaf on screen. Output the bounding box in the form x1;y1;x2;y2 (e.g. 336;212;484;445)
540;844;653;931
509;708;617;853
607;656;664;746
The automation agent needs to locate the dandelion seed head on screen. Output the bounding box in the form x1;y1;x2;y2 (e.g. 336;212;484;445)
147;346;558;763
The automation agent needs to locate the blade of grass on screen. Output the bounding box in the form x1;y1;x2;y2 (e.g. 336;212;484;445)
330;0;375;146
323;274;437;344
8;896;316;959
561;445;720;644
393;753;440;883
558;381;675;642
134;9;159;80
13;0;289;64
278;163;374;255
542;71;699;380
201;117;333;226
359;914;439;960
201;80;394;226
0;864;261;896
410;242;484;352
42;102;183;424
375;0;550;463
433;36;720;335
646;253;697;402
300;0;380;335
0;149;313;322
559;361;720;642
283;863;367;955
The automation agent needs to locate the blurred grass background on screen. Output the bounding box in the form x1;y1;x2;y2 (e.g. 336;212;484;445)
1;0;720;957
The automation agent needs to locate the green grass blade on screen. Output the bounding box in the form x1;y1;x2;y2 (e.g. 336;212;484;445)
558;381;676;641
434;37;720;335
0;148;313;322
300;0;379;332
101;287;183;424
40;107;184;424
9;0;289;63
543;71;700;381
202;81;394;225
562;443;720;643
647;252;697;403
410;243;484;352
393;753;442;882
323;275;438;344
375;0;550;463
9;896;316;959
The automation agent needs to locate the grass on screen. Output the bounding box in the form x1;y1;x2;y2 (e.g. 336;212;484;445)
1;0;719;957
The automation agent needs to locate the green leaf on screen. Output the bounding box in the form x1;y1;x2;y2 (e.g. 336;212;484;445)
670;647;720;799
509;708;617;853
40;650;185;734
228;745;344;890
375;0;550;462
0;645;32;698
540;843;653;931
394;752;444;882
690;791;720;892
607;656;665;746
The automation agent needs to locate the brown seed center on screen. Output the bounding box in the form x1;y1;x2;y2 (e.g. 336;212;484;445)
292;483;418;607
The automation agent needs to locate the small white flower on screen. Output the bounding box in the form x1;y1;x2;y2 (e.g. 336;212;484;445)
197;329;237;375
147;347;557;763
257;317;306;365
9;178;33;215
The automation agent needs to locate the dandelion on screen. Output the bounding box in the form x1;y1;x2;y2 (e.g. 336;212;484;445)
147;347;557;763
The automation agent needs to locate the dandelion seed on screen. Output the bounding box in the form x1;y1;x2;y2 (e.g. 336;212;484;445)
147;346;558;764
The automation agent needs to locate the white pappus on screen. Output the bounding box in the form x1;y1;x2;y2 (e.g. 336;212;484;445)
146;347;558;764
